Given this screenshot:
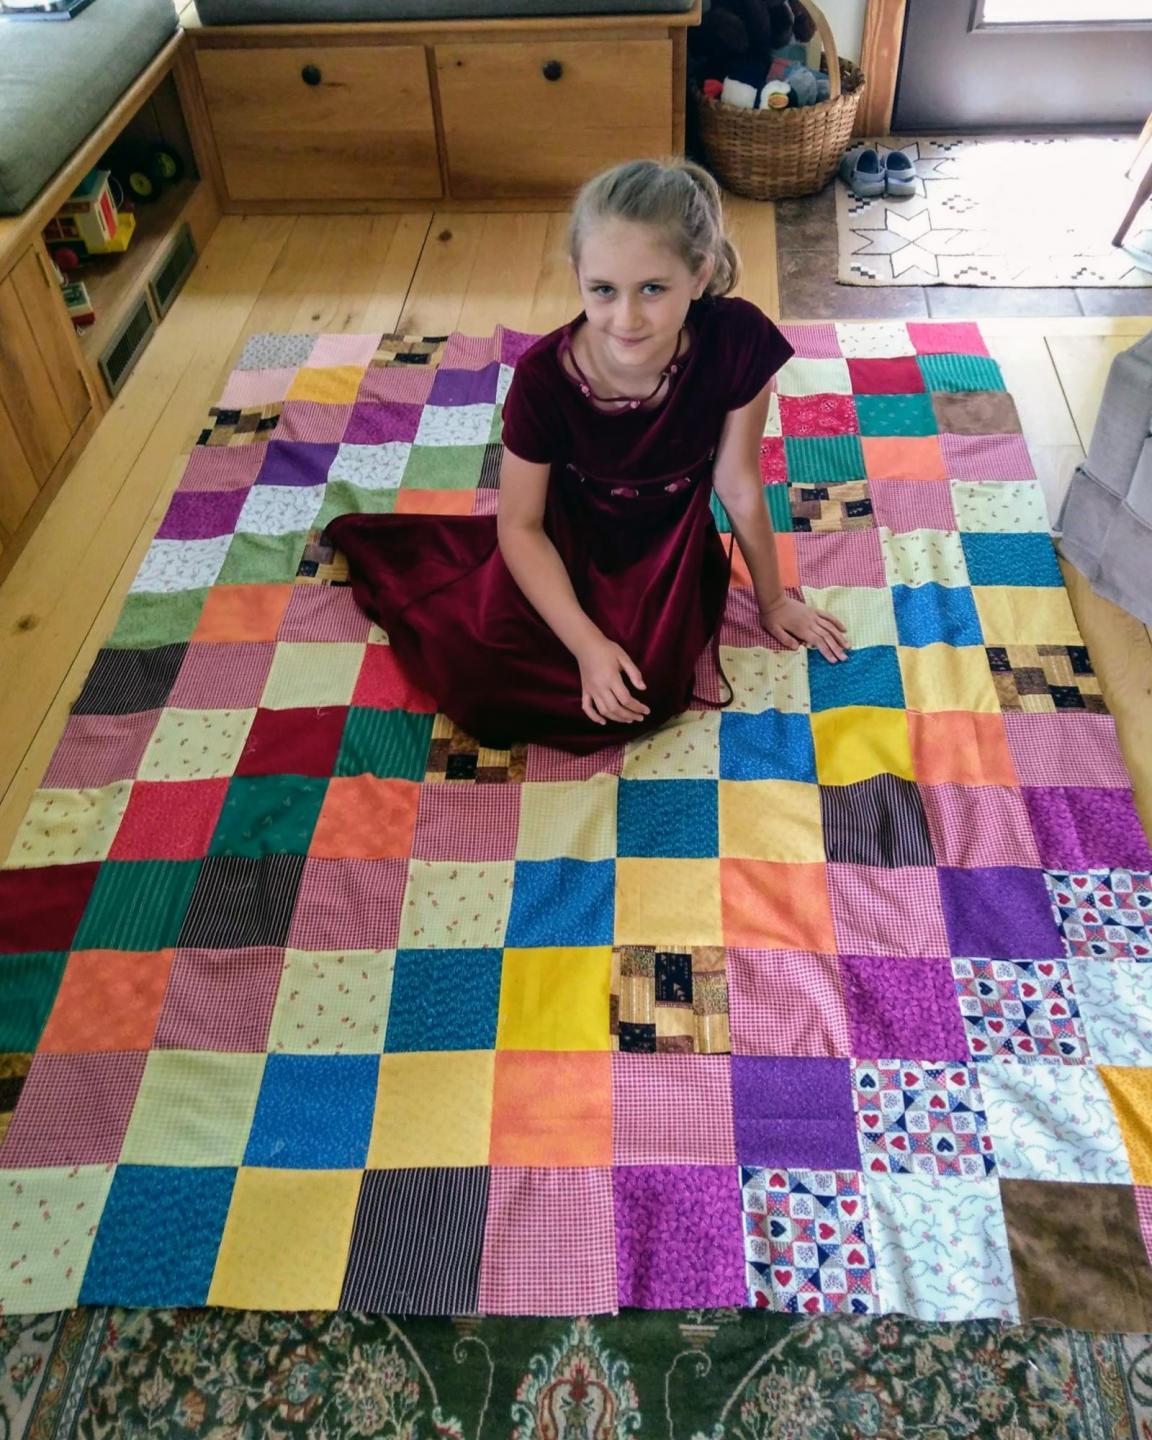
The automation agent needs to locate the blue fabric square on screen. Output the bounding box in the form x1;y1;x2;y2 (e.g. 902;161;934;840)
617;779;718;858
893;583;983;648
79;1166;235;1306
719;711;816;782
960;532;1063;588
505;859;615;946
808;645;904;712
384;948;502;1052
244;1054;377;1168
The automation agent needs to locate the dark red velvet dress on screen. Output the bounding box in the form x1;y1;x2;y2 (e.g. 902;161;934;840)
327;295;793;753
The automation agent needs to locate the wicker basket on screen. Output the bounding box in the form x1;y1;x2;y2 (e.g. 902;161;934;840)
695;0;865;200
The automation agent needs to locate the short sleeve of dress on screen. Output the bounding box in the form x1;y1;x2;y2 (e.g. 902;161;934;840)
723;298;794;412
500;343;566;464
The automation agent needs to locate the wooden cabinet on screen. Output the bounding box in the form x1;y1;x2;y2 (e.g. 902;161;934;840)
436;40;672;198
196;44;442;202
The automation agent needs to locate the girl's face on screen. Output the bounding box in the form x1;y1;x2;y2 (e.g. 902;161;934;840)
573;220;712;371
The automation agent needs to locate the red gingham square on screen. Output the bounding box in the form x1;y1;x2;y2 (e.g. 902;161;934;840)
110;779;228;861
939;433;1035;482
1002;712;1130;788
351;646;437;712
728;949;851;1057
779;323;841;359
276;402;353;444
177;446;265;494
795;530;886;589
43;711;162;789
779;395;859;438
719;584;803;650
1136;1187;1152;1269
356;366;437;404
154;946;284;1051
612;1054;736;1164
287;857;408;950
0;1051;146;1167
444;333;500;370
167;643;277;710
920;784;1041;869
412;784;521;862
827;864;950;957
907;322;990;357
278;586;374;644
478;1167;617;1315
524;743;624;782
869;479;956;533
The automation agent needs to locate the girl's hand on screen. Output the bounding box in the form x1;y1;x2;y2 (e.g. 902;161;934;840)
761;595;850;663
576;635;650;726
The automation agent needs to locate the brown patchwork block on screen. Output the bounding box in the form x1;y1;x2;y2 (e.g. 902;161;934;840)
611;945;730;1054
985;644;1106;713
296;530;350;586
790;481;875;533
370;334;449;368
197;404;282;447
0;1054;31;1149
424;714;527;783
932;390;1022;436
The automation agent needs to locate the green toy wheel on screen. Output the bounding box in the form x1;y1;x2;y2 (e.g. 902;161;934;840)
127;169;159;202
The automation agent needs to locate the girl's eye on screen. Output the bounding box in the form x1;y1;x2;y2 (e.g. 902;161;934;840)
643;284;666;296
591;285;615;297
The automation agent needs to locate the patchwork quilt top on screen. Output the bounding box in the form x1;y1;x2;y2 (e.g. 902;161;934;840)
2;320;1152;1327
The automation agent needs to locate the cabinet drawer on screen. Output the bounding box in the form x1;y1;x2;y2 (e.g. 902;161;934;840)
197;44;442;202
436;40;672;199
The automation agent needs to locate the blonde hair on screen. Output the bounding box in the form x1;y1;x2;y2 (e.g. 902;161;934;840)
568;158;740;297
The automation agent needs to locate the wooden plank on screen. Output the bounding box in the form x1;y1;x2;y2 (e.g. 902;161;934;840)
10;247;93;435
0;395;39;534
0;409;102;586
525;211;580;336
986;331;1083;527
854;0;906;138
725;195;780;319
0;269;73;482
397;213;488;335
183;4;701;38
1047;333;1137;454
456;214;555;335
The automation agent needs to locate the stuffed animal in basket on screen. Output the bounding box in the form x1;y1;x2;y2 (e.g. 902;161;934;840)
688;0;817;84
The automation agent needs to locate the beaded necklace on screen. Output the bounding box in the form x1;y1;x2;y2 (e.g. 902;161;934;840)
564;327;688;410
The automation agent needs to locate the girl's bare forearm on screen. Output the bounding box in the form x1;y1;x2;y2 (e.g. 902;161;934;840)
725;492;785;612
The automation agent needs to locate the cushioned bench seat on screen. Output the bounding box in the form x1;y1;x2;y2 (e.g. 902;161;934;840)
0;0;179;216
195;0;693;22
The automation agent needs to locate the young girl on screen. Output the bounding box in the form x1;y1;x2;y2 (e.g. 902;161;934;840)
329;159;848;754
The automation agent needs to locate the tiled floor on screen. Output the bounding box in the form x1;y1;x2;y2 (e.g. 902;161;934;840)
775;184;1152;321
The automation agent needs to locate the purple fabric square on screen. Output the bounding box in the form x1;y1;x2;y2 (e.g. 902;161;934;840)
731;1056;860;1169
938;433;1035;482
498;328;541;366
0;1051;146;1166
938;866;1062;959
1023;786;1152;870
255;441;339;488
167;642;276;709
429;362;499;406
344;402;422;446
43;711;161;788
780;322;841;359
613;1166;746;1308
841;954;968;1060
157;487;248;541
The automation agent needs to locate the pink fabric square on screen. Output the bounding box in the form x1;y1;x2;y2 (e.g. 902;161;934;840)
612;1054;736;1164
780;323;841;359
287;857;408;949
828;864;950;957
307;334;380;368
524;743;623;781
278;586;374;644
907;322;990;357
1136;1187;1152;1269
719;584;803;649
356;367;437;404
412;784;521;862
920;784;1041;868
177;447;265;494
1002;713;1130;787
795;529;886;589
939;433;1035;481
478;1167;617;1314
727;949;852;1057
154;946;284;1051
110;779;228;861
43;710;162;788
0;1051;146;1166
167;642;276;709
473;488;499;516
869;479;956;533
216;368;296;409
613;1165;746;1308
779;394;859;439
351;646;437;712
276;401;353;444
444;333;500;370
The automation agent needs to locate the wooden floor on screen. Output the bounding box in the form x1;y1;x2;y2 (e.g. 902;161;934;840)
0;206;1150;856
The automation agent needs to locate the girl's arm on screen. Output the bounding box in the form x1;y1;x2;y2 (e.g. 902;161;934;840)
497;450;650;725
713;379;850;664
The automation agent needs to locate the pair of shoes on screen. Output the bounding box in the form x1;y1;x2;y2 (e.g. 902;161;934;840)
839;147;917;198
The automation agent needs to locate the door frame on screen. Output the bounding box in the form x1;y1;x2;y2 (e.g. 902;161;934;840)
855;0;906;137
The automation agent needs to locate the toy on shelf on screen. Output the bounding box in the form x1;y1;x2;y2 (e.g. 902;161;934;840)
102;139;185;205
61;280;95;328
44;168;136;271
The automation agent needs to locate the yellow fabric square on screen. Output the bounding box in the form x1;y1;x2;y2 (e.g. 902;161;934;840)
973;586;1081;645
139;709;256;782
800;587;897;652
621;709;720;779
497;947;611;1050
261;643;365;710
899;644;1000;714
880;527;969;588
208;1167;360;1310
285;365;364;405
368;1051;494;1167
776;357;852;397
719;780;824;862
5;783;132;868
720;647;810;714
516;776;616;861
810;706;913;786
1099;1067;1152;1185
615;858;723;946
398;860;514;948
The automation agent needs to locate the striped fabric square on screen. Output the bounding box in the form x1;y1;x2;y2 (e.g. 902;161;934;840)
869;479;956;534
176;445;265;494
178;854;306;950
356;365;438;405
611;1053;736;1165
275;402;353;444
780;322;841;358
168;643;276;710
819;774;935;868
0;1051;146;1167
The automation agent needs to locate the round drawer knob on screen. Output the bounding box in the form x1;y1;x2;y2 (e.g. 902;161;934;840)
301;64;323;86
542;59;563;81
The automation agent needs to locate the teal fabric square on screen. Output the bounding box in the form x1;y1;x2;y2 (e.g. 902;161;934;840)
960;532;1063;588
618;779;719;858
209;776;329;858
0;952;68;1050
808;645;904;712
855;394;938;437
335;708;434;780
710;493;733;535
784;436;867;484
918;355;1005;394
73;861;203;951
385;948;502;1051
764;484;793;533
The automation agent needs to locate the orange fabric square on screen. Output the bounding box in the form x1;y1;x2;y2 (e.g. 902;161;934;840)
310;776;420;859
908;710;1019;788
352;646;437;712
490;1051;612;1166
727;534;797;590
192;584;293;643
721;860;836;951
395;490;475;516
862;437;947;482
37;950;174;1053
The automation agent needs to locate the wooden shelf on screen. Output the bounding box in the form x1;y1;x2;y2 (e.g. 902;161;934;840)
73;176;201;363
